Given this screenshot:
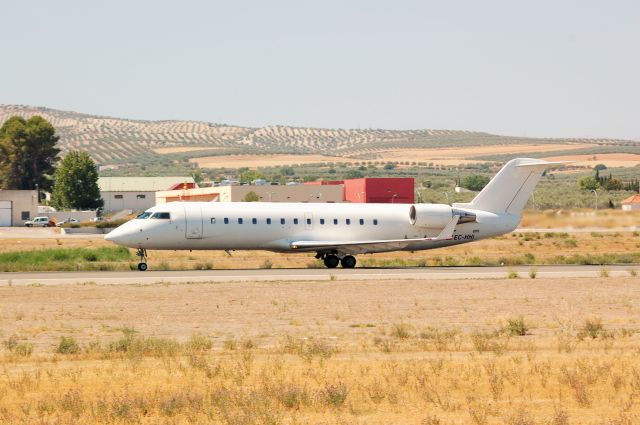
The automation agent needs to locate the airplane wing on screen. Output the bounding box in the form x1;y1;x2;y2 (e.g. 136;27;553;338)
290;215;460;255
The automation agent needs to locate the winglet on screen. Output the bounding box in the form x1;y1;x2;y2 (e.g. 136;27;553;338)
429;215;459;240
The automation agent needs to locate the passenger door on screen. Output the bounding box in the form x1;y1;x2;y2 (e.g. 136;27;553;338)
185;205;203;239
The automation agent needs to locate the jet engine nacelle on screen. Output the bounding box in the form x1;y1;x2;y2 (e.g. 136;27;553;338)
410;204;476;228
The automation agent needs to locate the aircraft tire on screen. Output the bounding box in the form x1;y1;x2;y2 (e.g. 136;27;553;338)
341;255;356;268
324;255;339;269
138;262;148;271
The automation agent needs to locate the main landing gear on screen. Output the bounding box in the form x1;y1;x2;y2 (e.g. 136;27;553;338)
319;253;357;269
136;248;148;271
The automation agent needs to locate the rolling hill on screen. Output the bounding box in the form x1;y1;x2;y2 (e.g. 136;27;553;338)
1;105;637;171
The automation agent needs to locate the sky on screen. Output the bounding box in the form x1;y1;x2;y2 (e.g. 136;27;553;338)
1;0;638;140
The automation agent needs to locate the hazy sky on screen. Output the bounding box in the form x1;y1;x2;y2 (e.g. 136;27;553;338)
1;1;638;139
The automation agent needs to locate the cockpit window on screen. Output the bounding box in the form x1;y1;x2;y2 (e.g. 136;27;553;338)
136;212;152;219
151;212;171;219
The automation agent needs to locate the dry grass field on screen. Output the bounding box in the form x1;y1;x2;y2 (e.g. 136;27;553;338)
543;153;640;168
2;277;640;423
188;143;590;169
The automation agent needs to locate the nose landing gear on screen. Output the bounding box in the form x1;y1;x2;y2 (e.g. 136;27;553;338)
136;248;148;271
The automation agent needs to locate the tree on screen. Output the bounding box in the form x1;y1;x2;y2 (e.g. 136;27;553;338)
0;115;60;192
242;191;260;202
578;176;599;191
461;175;490;191
239;169;265;184
50;151;103;210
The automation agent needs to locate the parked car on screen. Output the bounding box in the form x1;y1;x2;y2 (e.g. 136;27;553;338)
56;218;80;227
24;216;54;227
90;216;104;222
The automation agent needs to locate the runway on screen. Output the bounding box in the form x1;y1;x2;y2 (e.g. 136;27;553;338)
0;265;636;286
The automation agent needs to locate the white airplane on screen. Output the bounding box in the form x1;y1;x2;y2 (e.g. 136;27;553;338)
105;158;561;270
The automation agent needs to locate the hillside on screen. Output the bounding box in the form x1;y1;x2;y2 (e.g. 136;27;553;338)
0;105;637;170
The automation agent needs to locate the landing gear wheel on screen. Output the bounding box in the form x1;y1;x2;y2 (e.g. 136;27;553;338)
136;248;148;271
324;255;339;269
341;255;356;268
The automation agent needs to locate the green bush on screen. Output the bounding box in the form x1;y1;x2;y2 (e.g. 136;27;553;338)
56;336;80;354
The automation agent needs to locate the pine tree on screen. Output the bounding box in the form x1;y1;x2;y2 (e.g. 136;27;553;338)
0;116;60;191
50;151;103;210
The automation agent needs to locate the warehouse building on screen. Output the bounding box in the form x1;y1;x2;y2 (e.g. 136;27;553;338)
0;190;38;226
99;177;196;213
156;184;344;205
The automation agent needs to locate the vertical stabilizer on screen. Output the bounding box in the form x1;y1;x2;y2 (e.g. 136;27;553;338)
458;158;562;215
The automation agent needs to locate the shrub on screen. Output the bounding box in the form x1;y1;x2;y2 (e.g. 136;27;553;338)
261;259;273;269
578;317;604;340
56;336;80;354
528;268;537;279
324;383;349;407
505;316;530;336
186;333;213;352
390;323;412;339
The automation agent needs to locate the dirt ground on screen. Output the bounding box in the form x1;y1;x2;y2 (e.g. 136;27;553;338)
1;276;638;353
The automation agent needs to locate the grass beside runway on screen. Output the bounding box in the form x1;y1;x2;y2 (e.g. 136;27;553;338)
0;246;132;272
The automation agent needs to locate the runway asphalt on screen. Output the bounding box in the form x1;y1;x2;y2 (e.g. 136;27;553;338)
0;265;636;286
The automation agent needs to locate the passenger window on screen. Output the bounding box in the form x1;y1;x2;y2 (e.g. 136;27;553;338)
280;218;285;225
211;218;216;224
252;218;257;224
373;219;378;225
238;218;243;224
293;218;299;225
320;218;325;225
346;219;351;225
333;218;338;225
224;218;229;224
151;212;171;219
267;218;271;225
306;218;311;225
359;219;364;225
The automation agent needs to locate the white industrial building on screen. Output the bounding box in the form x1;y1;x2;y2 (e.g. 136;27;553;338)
99;177;196;213
156;184;344;205
0;190;38;226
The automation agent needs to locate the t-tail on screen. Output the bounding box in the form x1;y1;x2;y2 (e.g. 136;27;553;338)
454;158;565;216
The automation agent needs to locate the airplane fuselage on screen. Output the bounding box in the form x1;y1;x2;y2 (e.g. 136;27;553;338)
107;201;518;253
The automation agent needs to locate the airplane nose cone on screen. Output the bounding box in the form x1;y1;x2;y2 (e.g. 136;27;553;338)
104;227;130;246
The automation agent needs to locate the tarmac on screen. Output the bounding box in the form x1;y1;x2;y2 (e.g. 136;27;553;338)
0;265;636;286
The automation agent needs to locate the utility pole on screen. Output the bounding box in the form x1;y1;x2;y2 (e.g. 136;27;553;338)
591;189;598;210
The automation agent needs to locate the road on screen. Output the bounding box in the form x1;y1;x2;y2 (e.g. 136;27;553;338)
0;265;635;286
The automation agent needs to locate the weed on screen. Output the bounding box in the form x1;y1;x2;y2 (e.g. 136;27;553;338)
390;323;412;339
578;316;605;339
505;316;530;336
600;267;610;277
507;270;519;279
261;259;273;269
56;336;80;354
223;336;237;350
323;383;349;407
186;333;213;352
528;268;537;279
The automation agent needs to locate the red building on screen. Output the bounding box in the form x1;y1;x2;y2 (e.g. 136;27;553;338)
306;178;414;203
343;178;414;203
